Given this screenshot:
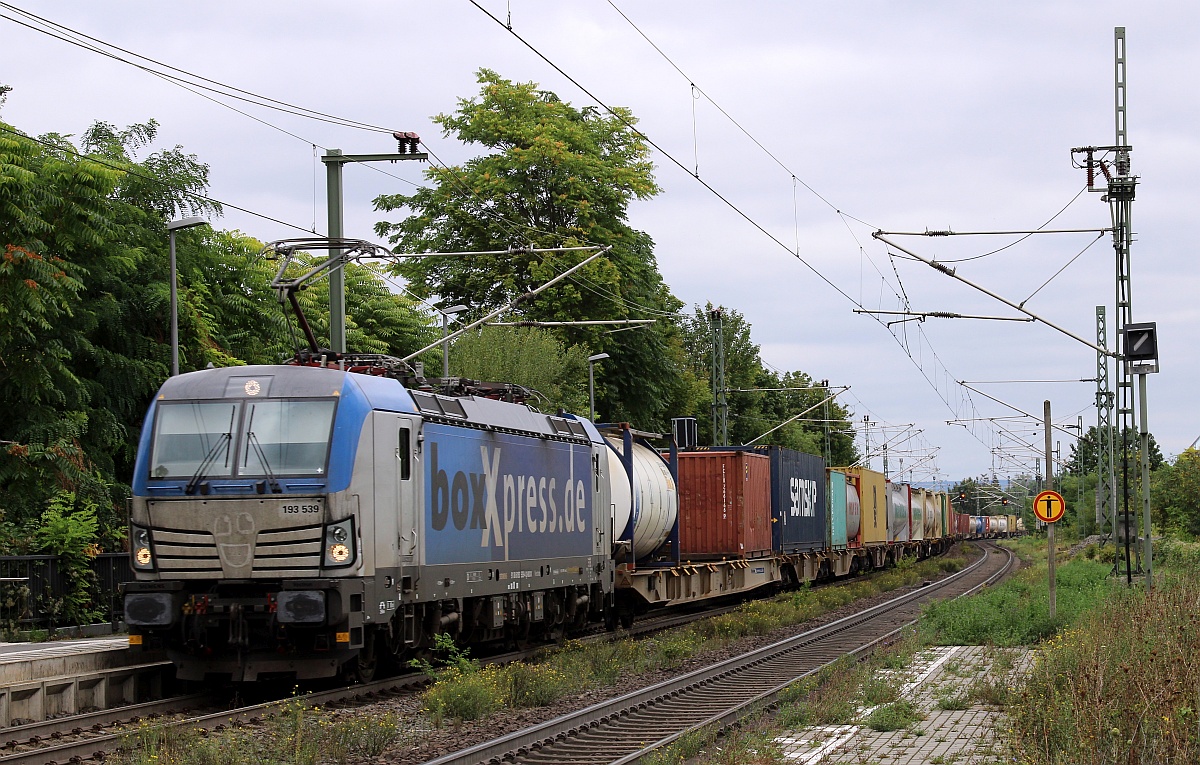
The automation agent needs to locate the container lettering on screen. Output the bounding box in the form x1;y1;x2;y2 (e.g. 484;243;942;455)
426;425;592;564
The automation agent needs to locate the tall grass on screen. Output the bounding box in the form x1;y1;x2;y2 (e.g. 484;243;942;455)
113;699;402;765
921;558;1113;645
1007;575;1200;764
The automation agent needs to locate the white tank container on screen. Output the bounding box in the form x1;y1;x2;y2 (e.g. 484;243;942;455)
603;446;632;548
924;493;938;536
604;437;677;559
845;482;862;540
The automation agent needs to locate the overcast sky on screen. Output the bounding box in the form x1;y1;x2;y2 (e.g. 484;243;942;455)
4;1;1196;485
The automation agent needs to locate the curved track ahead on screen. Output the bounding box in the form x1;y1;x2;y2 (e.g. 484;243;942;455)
0;544;1011;765
426;542;1015;765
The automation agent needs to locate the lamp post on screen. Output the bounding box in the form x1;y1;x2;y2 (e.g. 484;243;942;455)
166;217;207;376
440;305;467;379
587;353;609;422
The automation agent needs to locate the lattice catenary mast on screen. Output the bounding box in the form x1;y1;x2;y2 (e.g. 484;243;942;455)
1072;27;1136;581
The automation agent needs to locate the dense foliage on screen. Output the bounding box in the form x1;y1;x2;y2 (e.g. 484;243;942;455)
1064;425;1163;475
677;304;857;464
375;70;857;457
0;112;434;552
374;69;702;431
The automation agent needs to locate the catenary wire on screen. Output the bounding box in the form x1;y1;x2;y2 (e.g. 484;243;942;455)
10;1;1012;463
0;3;394;133
0;5;427;197
471;1;1001;459
0;123;313;234
604;0;873;228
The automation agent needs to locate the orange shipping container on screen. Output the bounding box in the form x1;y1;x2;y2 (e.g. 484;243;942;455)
676;451;773;560
840;467;888;545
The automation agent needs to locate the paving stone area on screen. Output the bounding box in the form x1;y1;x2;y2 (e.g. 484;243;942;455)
776;645;1031;764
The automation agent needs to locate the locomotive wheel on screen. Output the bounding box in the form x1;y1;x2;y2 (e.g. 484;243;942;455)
346;630;379;683
507;620;532;651
544;592;567;644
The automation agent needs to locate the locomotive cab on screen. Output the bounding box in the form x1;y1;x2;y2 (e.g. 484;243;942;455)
124;366;379;681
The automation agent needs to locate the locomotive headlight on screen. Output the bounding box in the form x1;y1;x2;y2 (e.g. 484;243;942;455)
328;543;350;563
323;518;355;567
131;525;154;570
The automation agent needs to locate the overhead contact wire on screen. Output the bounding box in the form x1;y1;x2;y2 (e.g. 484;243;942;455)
0;124;313;234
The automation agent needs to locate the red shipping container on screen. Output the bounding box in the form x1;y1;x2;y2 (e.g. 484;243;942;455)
676;451;772;560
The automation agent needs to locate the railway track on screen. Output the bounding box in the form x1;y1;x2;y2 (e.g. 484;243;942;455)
0;594;739;765
0;545;993;764
425;542;1015;765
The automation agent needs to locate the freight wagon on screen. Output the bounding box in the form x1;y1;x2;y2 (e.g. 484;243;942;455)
619;447;963;618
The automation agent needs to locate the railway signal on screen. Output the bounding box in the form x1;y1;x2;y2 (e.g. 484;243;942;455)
1033;490;1065;524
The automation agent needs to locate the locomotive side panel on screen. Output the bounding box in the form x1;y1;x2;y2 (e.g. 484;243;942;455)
422;423;597;565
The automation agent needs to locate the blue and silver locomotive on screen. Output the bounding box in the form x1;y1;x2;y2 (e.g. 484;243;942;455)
123;363;618;682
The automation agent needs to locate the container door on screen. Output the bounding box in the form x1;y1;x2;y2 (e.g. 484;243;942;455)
910;489;924;541
829;471;847;548
373;413;421;573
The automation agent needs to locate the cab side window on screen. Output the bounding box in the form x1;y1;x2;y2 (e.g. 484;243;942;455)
398;427;411;480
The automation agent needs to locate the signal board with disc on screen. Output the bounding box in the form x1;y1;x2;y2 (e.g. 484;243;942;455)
1033;490;1065;523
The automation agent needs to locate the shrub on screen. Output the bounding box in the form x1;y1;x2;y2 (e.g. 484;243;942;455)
423;666;504;722
34;491;102;626
864;700;923;731
502;662;573;708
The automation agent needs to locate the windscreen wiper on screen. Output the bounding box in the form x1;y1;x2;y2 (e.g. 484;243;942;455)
244;405;282;493
185;407;235;495
246;431;282;493
185;432;232;495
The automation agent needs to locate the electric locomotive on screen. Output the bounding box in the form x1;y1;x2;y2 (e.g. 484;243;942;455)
123;362;617;682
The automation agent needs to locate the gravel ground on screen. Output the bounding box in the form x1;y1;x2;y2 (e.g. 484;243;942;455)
311;543;989;765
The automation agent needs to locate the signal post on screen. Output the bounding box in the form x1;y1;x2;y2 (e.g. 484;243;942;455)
1036;400;1066;620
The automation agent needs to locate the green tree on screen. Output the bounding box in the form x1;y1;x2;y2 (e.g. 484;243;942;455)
1152;450;1200;538
374;69;689;430
676;304;856;460
0;117;143;533
1065;426;1163;476
449;326;590;415
1;112;437;546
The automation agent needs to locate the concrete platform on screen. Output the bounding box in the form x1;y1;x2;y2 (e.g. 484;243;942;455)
777;645;1031;764
0;636;127;660
0;636;169;726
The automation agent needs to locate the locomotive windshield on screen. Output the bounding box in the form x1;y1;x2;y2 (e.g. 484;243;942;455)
239;400;336;477
148;398;336;479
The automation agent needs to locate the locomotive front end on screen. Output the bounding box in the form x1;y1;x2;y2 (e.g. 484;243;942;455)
124;366;369;682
